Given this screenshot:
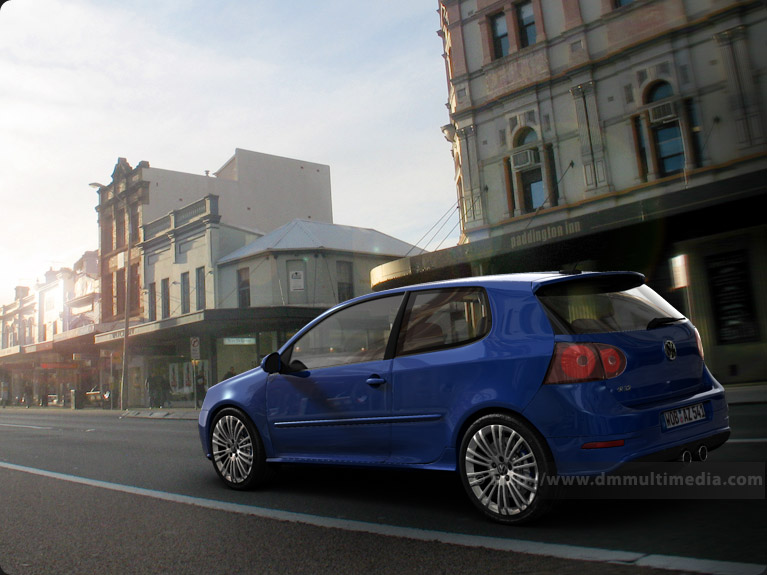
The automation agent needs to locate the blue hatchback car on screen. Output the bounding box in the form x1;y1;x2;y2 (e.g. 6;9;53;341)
199;272;730;524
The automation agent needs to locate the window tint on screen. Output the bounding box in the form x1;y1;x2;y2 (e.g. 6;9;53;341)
397;288;490;356
289;294;405;370
538;283;683;334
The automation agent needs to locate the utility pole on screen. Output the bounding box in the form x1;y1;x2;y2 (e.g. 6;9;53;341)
120;195;132;411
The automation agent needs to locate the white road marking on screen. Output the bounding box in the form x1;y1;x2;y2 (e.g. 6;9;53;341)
0;460;763;575
0;423;53;430
727;438;767;444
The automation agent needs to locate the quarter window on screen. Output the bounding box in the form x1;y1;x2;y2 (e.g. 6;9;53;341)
397;288;490;356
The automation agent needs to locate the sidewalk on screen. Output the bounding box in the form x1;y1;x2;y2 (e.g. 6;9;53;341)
121;407;199;420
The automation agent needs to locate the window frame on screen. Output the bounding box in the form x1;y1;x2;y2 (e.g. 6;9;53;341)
237;267;251;309
147;282;157;322
394;287;492;357
161;278;170;319
490;12;509;60
516;1;536;49
195;266;206;311
180;271;190;314
283;293;407;372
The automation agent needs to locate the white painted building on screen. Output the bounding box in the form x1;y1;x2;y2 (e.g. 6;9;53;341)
372;0;766;383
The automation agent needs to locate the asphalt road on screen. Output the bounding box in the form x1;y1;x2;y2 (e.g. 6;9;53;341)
0;405;764;575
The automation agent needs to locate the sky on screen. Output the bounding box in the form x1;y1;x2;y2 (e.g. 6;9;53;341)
0;0;459;302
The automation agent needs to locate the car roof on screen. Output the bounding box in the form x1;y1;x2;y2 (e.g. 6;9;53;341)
375;271;646;295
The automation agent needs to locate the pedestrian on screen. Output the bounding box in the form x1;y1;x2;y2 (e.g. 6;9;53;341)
223;366;236;380
195;372;207;408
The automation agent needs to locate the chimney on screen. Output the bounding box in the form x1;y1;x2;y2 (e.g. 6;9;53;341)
15;286;30;300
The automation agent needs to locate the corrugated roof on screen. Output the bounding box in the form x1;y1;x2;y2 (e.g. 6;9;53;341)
219;219;417;264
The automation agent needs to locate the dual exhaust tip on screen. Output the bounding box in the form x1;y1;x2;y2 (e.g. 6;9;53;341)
679;445;708;463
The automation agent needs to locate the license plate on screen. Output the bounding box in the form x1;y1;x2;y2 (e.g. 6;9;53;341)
662;403;706;429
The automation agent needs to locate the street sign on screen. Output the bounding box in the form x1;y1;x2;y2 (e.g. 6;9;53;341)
190;336;201;360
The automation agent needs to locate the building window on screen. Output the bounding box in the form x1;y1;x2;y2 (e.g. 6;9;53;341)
115;209;125;249
115;268;125;316
521;168;545;212
511;128;547;213
148;282;157;321
101;215;113;253
237;268;250;309
337;261;354;303
632;115;648;181
180;272;190;314
130;203;140;244
195;267;206;311
103;273;114;318
684;98;704;168
490;13;509;59
161;278;170;319
130;263;140;313
646;81;684;177
517;1;536;48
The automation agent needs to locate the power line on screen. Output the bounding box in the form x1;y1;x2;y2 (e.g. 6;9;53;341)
405;201;460;257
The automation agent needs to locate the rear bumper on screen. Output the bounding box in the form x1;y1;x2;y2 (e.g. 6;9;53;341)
630;429;730;463
524;371;731;476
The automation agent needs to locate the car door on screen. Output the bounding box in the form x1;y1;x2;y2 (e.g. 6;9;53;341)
266;293;405;462
389;287;492;464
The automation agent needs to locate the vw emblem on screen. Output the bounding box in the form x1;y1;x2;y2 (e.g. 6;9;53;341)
664;340;677;361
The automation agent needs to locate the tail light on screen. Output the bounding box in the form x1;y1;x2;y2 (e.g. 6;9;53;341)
694;327;704;360
544;342;626;384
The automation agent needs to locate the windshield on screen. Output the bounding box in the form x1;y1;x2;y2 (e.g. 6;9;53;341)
538;283;684;335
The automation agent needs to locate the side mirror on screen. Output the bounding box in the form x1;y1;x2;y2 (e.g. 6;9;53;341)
261;352;282;374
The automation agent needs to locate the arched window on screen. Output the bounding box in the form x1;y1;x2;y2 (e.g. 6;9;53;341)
516;127;538;147
512;128;545;212
646;81;684;177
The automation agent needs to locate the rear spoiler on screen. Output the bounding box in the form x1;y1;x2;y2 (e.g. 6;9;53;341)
532;271;646;297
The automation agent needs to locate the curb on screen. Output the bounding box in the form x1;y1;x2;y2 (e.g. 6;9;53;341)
120;409;198;420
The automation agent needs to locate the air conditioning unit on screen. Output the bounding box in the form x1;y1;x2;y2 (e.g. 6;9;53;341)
511;148;540;169
648;102;676;124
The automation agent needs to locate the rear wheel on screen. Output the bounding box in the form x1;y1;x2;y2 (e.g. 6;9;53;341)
459;413;554;524
210;407;270;490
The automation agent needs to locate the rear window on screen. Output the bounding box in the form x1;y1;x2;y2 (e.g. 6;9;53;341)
537;278;683;335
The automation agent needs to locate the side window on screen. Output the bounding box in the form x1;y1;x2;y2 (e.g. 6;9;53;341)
397;288;491;356
288;294;405;371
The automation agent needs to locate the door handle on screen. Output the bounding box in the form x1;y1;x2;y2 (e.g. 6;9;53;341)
366;375;386;387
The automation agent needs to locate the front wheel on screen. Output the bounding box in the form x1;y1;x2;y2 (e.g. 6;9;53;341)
459;413;554;524
210;408;270;490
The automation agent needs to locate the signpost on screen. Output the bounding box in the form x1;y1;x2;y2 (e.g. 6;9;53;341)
191;337;200;408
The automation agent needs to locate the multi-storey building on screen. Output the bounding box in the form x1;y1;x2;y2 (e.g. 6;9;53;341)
0;252;101;406
93;150;414;408
372;0;766;383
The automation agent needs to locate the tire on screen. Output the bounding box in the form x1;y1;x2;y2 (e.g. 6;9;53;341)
210;407;270;490
459;413;554;524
